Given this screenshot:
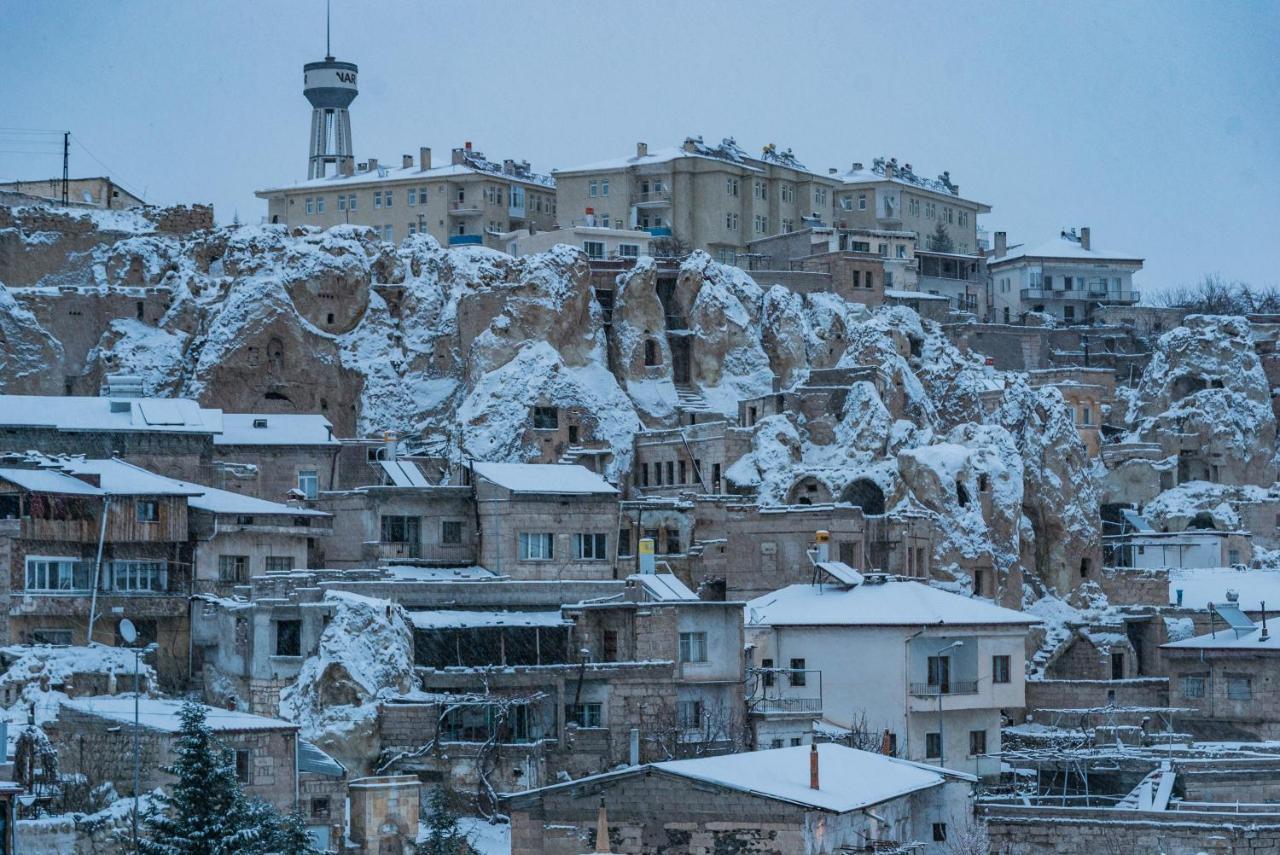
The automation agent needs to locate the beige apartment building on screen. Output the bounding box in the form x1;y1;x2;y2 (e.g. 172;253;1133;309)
255;143;557;249
0;176;145;209
554;138;989;265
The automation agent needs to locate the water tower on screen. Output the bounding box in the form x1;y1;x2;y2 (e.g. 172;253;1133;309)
303;10;357;179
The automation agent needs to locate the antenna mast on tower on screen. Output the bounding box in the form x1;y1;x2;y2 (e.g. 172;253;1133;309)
303;0;358;179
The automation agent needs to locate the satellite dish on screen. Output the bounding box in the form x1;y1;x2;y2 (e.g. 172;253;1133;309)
118;618;138;645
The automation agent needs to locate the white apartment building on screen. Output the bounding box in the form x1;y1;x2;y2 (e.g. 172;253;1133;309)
496;223;653;261
745;572;1036;777
989;227;1143;324
255;143;557;249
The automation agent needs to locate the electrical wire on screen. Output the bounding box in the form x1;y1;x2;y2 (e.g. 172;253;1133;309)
70;134;147;201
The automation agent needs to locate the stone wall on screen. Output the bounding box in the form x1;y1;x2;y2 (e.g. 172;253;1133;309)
983;806;1280;854
1023;678;1169;721
1097;565;1170;606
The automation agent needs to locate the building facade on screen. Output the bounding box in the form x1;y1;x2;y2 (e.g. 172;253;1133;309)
989;227;1143;324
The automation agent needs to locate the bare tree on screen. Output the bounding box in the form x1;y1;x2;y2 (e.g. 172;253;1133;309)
1150;273;1280;315
948;817;992;855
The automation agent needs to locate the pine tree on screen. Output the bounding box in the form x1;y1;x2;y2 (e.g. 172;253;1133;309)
270;808;322;855
417;785;469;855
926;220;954;253
138;700;276;855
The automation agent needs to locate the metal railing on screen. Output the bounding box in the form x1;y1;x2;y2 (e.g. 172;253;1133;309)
754;696;823;713
909;680;979;697
635;191;671;205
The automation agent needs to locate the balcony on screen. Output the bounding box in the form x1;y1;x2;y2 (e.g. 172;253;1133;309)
1021;288;1140;304
449;200;484;216
909;680;979;697
508;202;526;219
634;191;672;207
646;226;673;237
753;696;823;715
447;234;483;246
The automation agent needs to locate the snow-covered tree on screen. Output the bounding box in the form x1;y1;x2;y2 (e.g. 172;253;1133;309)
14;723;59;799
418;785;469;854
269;808;322;855
138;700;275;855
926;220;954;253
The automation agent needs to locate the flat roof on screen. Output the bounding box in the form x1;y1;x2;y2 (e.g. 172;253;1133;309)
0;395;221;435
471;462;617;495
747;580;1039;628
214;413;337;447
63;697;296;733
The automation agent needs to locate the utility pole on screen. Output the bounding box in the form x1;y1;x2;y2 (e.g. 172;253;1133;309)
61;132;69;205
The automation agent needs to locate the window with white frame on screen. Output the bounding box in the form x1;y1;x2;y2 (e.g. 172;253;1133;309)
589;180;598;197
565;702;602;728
813;187;828;206
305;197;314;215
618;243;639;258
726;212;738;230
781;218;793;232
583;241;605;260
382;224;393;241
677;699;703;729
337;195;347;211
384;190;393;208
726;177;739;197
519;532;554;561
316;196;325;214
754;180;766;199
108;560;167;592
25;557;89;592
754;214;767;234
600;179;609;196
858;193;867;210
408;188;417;206
679;631;708;663
347;193;357;211
297;470;319;500
374;191;382;209
574;533;608;560
781;184;794;203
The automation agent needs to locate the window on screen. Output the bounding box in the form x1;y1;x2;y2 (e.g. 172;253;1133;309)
298;470;318;499
382;224;393;241
441;520;463;545
677;699;703;729
677;460;687;484
407;188;417;206
347;193;357;211
265;556;293;573
926;732;942;759
618;243;640;258
1044;275;1053;289
575;533;608;560
384;190;393;208
108;560;167;592
878;242;888;256
781;185;794;203
374;191;382;208
754;214;767;234
992;655;1011;684
219;555;249;583
305;197;314;215
380;515;420;545
600;179;609;196
932;823;947;842
602;629;619;662
857;193;867;210
32;629;73;646
679;631;708;663
135;500;159;523
617;528;632;557
851;241;870;253
664;526;679;553
665;461;674;486
781;218;793;232
726;212;738;230
1079;406;1092;425
927;655;951;691
754;180;766;200
788;658;806;687
726;177;739;197
770;738;784;748
310;797;331;820
519;532;554;561
1227;675;1253;700
813;187;827;205
1182;675;1206;699
589;180;598;197
580;240;606;260
532;406;558;429
275;619;302;656
338;195;348;211
565;702;602;728
316;196;325;214
26;558;89;592
235;749;251;784
761;657;775;687
969;729;987;756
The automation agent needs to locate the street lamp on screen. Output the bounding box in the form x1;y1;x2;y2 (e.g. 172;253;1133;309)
935;640;964;769
119;619;157;854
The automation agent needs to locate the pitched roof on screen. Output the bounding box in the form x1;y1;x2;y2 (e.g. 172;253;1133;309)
0;467;103;496
214;413;337;446
471;462;617;495
0;395;221;435
504;744;972;813
746;580;1039;628
989;232;1143;265
256;159;554;195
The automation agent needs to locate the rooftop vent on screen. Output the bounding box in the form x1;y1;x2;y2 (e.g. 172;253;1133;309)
101;373;145;399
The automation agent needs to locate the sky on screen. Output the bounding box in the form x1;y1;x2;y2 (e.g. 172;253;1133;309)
2;0;1277;294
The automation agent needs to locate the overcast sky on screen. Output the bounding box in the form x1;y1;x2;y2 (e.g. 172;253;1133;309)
3;0;1277;292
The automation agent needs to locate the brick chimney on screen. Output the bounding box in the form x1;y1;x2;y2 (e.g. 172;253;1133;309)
401;154;412;169
340;159;354;177
367;157;378;172
419;147;431;170
636;141;648;158
994;231;1007;258
451;148;466;166
1080;227;1091;251
809;742;819;789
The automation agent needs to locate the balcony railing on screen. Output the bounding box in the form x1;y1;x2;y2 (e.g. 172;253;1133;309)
634;191;672;206
449;201;483;215
754;696;823;714
24;560;178;595
1021;288;1140;304
909;680;979;697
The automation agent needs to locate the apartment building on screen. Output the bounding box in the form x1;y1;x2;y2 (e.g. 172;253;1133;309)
255;143;557;249
837;158;990;255
745;573;1036;776
497;223;653;261
989;227;1143;324
554;137;846;264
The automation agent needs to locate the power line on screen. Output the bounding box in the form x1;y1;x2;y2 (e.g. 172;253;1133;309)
70;133;146;201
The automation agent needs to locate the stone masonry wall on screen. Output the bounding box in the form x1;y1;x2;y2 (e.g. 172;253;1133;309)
984;809;1280;854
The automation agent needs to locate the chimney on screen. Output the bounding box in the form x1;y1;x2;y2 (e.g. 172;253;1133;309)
682;138;698;153
341;159;355;177
465;140;473;152
594;799;612;853
884;162;896;178
852;162;863;171
636;141;648;158
828;167;837;174
503;158;515;175
367;157;379;172
419;147;431;170
809;743;820;790
1080;227;1091;251
402;154;412;169
994;231;1007;258
451;147;466;166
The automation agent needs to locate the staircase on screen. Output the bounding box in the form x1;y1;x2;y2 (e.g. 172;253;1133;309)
674;384;714;415
557;445;588;465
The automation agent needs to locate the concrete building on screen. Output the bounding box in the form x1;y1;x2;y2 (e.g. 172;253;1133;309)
211;413;342;501
255;143;557;249
503;743;975;855
989;227;1143;324
0;176;145;209
311;481;475;569
498;224;653;261
745;573;1036;776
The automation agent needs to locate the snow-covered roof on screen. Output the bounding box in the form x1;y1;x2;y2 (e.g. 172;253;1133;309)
62;697;297;733
0;467;103;495
298;740;346;776
884;289;950;301
0;395;222;435
1169;567;1280;611
47;458;202;497
989;232;1143;266
471;462;617;495
555;145;764;175
630;572;698;601
1121;509;1154;532
506;744;972;813
406;609;569;630
213;413;337;447
256;159;554;195
746;580;1039;628
839;161;990;208
381;565;498;582
185;483;329;518
1162;625;1280;652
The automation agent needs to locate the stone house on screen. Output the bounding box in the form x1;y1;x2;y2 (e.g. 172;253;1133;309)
470;463;621;581
311;482;475;569
502;742;975;855
988;227;1142;325
630;421;751;499
1027;367;1115;457
211;413;343;501
54;697;300;812
745;573;1036;777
